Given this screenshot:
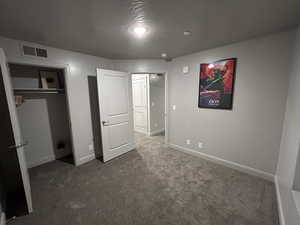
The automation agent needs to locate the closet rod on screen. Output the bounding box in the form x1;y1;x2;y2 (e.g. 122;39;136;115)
13;89;65;94
14;91;61;94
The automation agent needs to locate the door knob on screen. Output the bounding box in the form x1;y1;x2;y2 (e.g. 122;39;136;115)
8;141;28;149
102;121;110;126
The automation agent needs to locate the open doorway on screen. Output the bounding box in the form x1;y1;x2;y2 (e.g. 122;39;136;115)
87;70;167;163
8;63;74;168
132;73;166;139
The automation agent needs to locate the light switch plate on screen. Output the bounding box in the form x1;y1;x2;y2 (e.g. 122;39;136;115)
172;105;176;110
183;66;189;74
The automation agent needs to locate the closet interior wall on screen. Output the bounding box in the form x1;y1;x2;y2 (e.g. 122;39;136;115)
9;63;73;168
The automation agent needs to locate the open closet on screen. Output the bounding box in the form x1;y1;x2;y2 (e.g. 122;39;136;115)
9;63;73;168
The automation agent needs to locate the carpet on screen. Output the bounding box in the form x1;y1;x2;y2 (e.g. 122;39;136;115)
12;133;279;225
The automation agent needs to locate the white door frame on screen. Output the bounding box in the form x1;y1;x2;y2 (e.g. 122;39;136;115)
6;59;78;165
130;72;168;145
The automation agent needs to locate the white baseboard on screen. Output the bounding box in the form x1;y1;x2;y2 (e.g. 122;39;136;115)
274;176;286;225
0;212;5;225
28;150;72;168
168;143;274;182
150;129;165;136
134;129;148;135
77;153;95;166
55;149;73;160
28;155;55;168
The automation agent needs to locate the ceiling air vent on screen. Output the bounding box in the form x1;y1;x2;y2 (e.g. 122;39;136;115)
21;44;48;58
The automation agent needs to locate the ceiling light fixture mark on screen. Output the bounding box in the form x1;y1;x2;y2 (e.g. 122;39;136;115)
131;24;148;38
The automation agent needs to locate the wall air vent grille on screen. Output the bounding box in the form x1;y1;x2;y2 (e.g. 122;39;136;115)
22;45;36;56
36;48;48;58
21;44;48;58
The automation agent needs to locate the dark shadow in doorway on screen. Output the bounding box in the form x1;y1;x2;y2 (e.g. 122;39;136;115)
88;76;103;159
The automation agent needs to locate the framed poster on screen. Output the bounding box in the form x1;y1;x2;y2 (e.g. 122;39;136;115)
198;58;237;110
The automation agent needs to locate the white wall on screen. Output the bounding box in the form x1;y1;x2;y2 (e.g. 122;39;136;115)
0;36;114;165
149;74;165;134
166;30;294;176
113;59;167;74
276;26;300;225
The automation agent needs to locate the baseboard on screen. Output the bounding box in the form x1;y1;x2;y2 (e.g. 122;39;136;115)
150;129;165;136
77;153;95;166
168;143;274;182
55;149;72;160
0;212;5;225
274;176;286;225
134;129;148;135
28;155;55;168
28;151;72;168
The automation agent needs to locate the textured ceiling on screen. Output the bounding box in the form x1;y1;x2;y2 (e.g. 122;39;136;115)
0;0;299;59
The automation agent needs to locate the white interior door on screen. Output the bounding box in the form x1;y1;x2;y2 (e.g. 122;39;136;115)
0;49;32;212
132;74;149;134
97;69;135;162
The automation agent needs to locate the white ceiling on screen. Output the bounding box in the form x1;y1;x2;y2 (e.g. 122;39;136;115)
0;0;299;59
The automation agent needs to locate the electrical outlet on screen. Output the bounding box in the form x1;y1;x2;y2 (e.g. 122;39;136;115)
198;142;203;149
186;139;191;145
88;143;94;151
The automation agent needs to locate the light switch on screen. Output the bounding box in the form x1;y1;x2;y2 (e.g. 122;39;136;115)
172;105;176;110
183;66;189;74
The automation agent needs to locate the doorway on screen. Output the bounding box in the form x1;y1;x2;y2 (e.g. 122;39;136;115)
132;73;166;139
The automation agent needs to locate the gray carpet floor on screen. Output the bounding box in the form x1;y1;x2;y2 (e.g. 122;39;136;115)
12;133;279;225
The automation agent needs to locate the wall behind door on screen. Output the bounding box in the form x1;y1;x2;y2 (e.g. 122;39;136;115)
88;76;102;158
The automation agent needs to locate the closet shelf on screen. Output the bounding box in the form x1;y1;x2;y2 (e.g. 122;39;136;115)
13;88;65;94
